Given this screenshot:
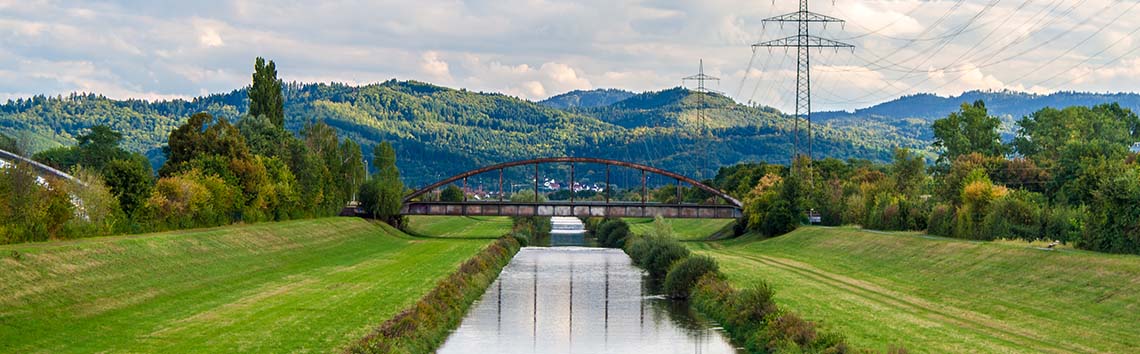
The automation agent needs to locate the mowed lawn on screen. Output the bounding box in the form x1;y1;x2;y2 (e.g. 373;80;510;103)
690;226;1140;353
0;218;492;353
404;215;514;238
625;218;735;240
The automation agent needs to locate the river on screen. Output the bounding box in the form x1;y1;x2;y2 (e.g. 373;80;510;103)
437;217;738;354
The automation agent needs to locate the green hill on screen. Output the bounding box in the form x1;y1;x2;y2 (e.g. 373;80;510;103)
689;227;1140;353
0;81;910;186
0;218;493;353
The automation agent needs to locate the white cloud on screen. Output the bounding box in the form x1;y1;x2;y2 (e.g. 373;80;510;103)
419;51;452;82
0;0;1137;110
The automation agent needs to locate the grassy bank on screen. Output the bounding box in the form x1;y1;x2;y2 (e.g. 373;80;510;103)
348;235;520;353
0;218;493;353
625;218;735;240
690;226;1140;353
405;216;514;238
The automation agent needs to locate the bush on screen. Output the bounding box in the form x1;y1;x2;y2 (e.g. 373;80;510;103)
663;255;719;298
727;282;779;330
595;218;631;248
624;233;690;279
982;191;1043;241
927;204;955;237
1043;205;1084;244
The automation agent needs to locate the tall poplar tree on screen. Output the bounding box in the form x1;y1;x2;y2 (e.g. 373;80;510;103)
249;57;285;129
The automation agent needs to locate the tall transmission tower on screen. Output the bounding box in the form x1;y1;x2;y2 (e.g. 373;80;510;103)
682;59;720;179
753;0;854;164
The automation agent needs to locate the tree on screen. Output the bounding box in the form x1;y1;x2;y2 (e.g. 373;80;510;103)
249;57;285;129
932;100;1005;164
440;184;464;202
360;142;404;225
103;156;154;217
890;148;926;196
162;112;251;176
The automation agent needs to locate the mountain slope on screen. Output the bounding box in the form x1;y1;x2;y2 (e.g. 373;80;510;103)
0;81;908;187
538;88;635;110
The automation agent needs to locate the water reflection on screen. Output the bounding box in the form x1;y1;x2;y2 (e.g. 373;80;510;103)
437;247;739;354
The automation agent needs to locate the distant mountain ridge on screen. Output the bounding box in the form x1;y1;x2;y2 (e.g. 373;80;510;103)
0;81;904;186
816;90;1140;121
538;88;635;110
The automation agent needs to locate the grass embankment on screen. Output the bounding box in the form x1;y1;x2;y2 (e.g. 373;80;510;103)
0;218;494;353
348;235;520;353
691;226;1140;353
625;218;735;240
405;216;514;238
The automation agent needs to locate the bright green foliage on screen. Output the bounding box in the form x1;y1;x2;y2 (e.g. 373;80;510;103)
67;167;122;236
440;184;464;202
931;100;1005;163
249;57;285;128
1014;103;1140;165
662;255;718;298
0;218;494;353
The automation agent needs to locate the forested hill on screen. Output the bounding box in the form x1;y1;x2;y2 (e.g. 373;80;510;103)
538;88;634;110
1;81;904;187
812;90;1140;144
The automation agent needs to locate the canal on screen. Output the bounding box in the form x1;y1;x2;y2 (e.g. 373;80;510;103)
437;217;738;354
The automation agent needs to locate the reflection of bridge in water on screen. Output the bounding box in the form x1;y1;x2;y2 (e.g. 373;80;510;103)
401;157;742;219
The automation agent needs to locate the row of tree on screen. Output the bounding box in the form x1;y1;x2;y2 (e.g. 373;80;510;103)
714;100;1139;254
0;57;407;244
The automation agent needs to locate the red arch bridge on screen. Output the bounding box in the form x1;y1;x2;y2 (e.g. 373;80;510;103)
401;157;742;219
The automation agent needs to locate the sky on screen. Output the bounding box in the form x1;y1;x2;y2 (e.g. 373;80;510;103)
1;0;1138;112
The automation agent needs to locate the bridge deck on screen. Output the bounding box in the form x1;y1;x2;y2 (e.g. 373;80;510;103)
402;201;741;219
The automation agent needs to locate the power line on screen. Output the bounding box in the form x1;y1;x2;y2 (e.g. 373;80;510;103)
753;0;854;167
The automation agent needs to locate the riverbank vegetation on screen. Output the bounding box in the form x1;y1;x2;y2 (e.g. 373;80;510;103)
0;218;495;352
623;218;855;352
689;226;1140;352
347;235;521;353
708;100;1140;254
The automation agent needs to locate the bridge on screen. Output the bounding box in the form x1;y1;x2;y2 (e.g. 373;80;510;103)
401;157;742;219
0;148;84;185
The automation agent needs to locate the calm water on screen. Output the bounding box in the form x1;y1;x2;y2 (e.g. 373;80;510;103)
437;241;739;353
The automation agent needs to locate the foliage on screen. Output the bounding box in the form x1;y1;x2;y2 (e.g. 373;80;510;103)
249;57;285;128
0;163;73;243
506;190;550;240
624;221;690;279
931;100;1006;163
662;255;719;298
440;184;464;202
1079;166;1140;253
594;218;631;248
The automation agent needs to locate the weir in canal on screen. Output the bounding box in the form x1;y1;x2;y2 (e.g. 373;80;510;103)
438;217;738;354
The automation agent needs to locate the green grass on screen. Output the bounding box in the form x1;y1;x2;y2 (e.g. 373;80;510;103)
0;218;493;353
625;218;735;240
404;216;514;238
689;226;1140;353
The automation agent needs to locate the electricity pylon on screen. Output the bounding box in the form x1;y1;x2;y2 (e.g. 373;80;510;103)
682;59;720;179
753;0;854;165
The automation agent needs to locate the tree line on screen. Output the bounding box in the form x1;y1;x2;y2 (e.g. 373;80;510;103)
711;100;1139;255
0;57;406;244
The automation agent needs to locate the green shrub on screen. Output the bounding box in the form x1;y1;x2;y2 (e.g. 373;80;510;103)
927;204;955;237
982;190;1043;241
595;218;631;248
727;282;778;330
663;255;719;298
641;237;690;279
1043;205;1084;244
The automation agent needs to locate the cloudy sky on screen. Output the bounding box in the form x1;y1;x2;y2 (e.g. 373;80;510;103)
1;0;1138;111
